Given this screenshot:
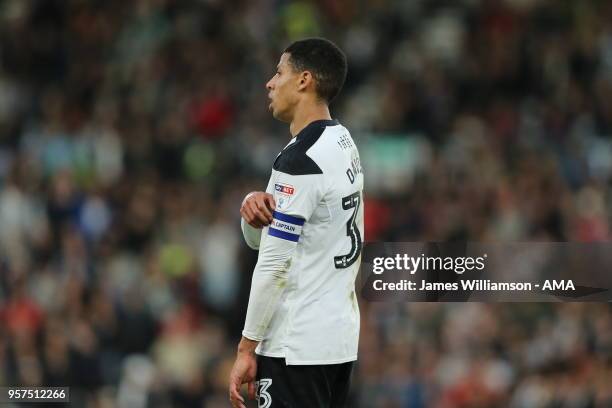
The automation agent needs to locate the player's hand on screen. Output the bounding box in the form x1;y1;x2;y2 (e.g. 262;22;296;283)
240;191;276;228
229;350;258;408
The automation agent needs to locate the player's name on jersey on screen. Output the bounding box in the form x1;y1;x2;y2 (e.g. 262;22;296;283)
372;279;576;292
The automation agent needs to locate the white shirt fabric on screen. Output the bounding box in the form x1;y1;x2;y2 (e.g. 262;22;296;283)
242;119;364;365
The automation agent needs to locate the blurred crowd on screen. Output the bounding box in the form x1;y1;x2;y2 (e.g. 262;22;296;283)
0;0;611;407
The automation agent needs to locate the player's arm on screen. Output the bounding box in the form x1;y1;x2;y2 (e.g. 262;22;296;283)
242;171;323;340
240;191;276;249
230;173;322;407
241;218;262;250
242;210;304;339
229;228;303;407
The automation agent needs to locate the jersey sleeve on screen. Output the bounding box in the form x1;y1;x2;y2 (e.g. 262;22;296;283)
241;218;262;250
271;172;324;223
242;172;325;340
239;175;277;250
242;230;297;340
265;171;324;244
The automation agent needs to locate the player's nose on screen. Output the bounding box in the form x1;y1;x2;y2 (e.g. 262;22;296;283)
266;78;274;91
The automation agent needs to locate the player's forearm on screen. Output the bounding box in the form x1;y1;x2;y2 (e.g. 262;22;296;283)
242;263;289;341
241;218;262;249
237;336;259;354
242;239;295;341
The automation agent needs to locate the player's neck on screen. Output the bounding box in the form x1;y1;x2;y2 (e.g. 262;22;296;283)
289;103;331;138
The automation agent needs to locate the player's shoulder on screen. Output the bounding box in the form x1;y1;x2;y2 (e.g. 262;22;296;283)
273;119;343;176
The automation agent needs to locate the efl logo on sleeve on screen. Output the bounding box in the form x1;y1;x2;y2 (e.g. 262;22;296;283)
274;183;294;210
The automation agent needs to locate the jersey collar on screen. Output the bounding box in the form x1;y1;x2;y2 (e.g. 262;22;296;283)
295;119;339;141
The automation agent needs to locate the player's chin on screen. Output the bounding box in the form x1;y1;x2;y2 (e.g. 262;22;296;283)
270;106;282;120
271;106;290;122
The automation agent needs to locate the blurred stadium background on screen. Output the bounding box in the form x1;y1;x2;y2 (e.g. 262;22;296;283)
0;0;611;407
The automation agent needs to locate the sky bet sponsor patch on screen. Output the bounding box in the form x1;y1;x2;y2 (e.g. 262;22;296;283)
268;211;304;242
274;183;294;210
275;183;294;195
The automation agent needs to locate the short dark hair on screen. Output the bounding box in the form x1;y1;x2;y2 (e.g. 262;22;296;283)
284;38;347;104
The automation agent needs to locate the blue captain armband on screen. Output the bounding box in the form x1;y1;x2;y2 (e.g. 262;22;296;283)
268;211;305;242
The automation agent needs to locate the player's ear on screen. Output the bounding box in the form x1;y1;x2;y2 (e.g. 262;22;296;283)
297;71;313;92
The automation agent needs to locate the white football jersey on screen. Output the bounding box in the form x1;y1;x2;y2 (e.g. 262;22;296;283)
242;119;364;365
